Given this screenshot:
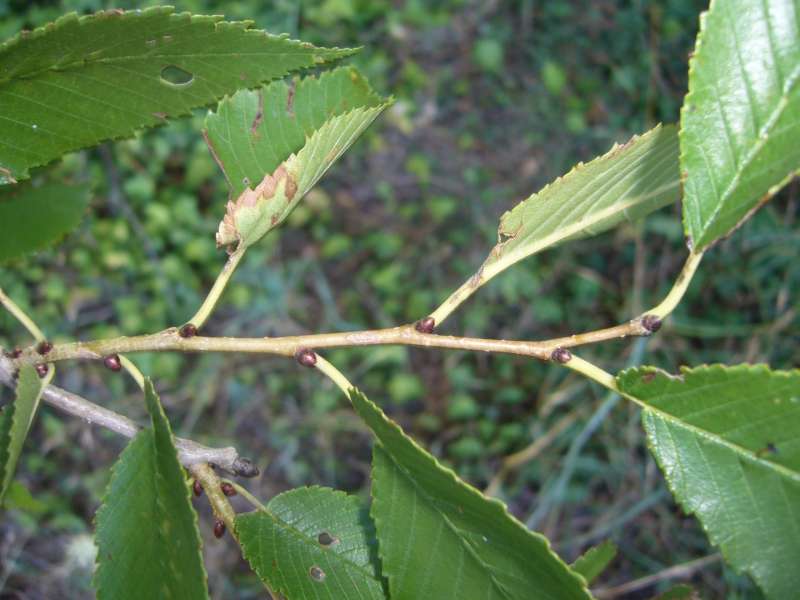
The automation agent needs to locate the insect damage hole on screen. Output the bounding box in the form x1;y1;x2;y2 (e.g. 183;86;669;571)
317;531;338;547
160;65;194;88
309;565;326;582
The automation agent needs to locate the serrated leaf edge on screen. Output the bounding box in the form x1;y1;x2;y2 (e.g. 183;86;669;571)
0;7;355;67
679;0;800;250
619;364;800;598
0;182;90;264
569;539;617;585
0;7;357;181
216;103;388;249
482;123;679;281
350;388;591;599
92;379;208;598
617;363;800;485
0;364;44;503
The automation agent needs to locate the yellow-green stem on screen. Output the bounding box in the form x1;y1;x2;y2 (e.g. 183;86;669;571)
314;354;355;395
119;356;145;390
187;247;246;329
648;249;704;318
226;479;268;512
0;288;46;342
562;354;618;392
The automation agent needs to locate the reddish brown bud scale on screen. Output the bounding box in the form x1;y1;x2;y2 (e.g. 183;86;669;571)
295;348;317;368
3;348;21;359
641;314;663;333
414;317;436;334
36;340;53;355
192;479;203;497
550;347;572;364
35;363;49;378
213;519;226;538
179;323;198;338
220;482;237;497
103;354;122;372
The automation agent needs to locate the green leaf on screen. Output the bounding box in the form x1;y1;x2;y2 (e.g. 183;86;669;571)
206;66;385;199
94;379;208;600
206;66;389;249
348;388;591;600
433;124;678;322
0;182;89;262
0;7;354;183
617;364;800;600
236;486;387;599
680;0;800;249
206;68;388;247
570;540;617;585
0;364;44;504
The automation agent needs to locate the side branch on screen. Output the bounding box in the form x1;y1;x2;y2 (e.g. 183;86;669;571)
0;356;257;477
6;251;703;369
15;325;555;365
9;322;658;367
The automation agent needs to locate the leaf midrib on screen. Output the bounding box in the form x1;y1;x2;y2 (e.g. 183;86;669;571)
690;40;800;244
0;50;328;85
485;178;678;279
635;399;800;484
380;446;574;600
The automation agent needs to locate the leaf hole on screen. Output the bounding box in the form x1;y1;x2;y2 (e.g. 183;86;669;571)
309;565;326;582
317;531;338;547
160;65;194;88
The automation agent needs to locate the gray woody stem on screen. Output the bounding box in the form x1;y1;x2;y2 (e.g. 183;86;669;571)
0;355;258;477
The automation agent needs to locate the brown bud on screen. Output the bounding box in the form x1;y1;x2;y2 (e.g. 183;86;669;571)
220;482;237;497
179;323;198;338
641;314;662;333
213;519;226;538
414;317;436;334
35;363;49;378
103;354;122;372
3;348;21;359
36;340;53;355
192;479;203;497
295;348;317;368
550;347;572;364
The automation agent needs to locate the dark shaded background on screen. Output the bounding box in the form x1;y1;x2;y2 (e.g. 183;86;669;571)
0;1;797;598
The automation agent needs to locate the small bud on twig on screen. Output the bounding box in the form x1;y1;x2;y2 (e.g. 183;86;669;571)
220;482;237;497
641;314;662;333
35;363;49;378
232;457;259;478
550;347;572;364
295;348;317;368
36;340;53;355
213;518;226;538
179;323;198;338
192;479;203;497
103;355;122;372
3;348;21;359
414;317;436;334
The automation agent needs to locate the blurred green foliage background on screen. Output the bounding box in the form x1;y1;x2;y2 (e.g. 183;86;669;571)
0;0;797;598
